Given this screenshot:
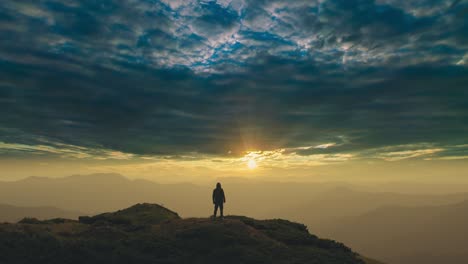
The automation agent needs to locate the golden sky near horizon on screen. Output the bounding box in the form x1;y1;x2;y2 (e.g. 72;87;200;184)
1;140;467;184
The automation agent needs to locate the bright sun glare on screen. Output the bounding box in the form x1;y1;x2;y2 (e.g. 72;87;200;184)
247;159;257;169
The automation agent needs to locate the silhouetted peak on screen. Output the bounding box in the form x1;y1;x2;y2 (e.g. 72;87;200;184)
79;203;180;225
15;173;130;184
19;176;49;182
67;173;129;182
118;203;179;217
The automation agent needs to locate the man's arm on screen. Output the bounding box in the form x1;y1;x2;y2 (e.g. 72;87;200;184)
222;189;226;203
212;189;215;203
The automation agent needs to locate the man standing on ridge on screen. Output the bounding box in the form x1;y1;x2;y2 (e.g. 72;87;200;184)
212;182;226;219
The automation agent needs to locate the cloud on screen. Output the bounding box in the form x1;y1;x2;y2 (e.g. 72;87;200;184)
0;140;134;160
0;0;467;162
377;148;445;161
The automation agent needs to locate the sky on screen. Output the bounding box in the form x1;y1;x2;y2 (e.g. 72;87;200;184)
0;0;467;182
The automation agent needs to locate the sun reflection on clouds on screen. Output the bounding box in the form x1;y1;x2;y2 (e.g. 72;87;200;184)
0;140;355;170
377;148;444;161
237;148;354;169
2;138;467;182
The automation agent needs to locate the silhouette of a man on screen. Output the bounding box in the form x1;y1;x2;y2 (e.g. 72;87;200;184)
212;182;226;219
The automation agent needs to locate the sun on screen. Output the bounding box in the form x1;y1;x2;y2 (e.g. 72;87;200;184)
247;159;257;170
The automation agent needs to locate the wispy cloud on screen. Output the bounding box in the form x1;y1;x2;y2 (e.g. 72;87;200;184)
377;148;445;161
0;141;134;160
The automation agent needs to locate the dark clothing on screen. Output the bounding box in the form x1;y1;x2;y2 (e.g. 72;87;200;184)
214;203;223;217
212;187;226;218
212;188;226;204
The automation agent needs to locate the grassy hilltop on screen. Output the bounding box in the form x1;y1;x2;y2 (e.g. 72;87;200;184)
0;203;381;264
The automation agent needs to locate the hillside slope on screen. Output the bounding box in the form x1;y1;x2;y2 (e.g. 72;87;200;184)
0;203;379;264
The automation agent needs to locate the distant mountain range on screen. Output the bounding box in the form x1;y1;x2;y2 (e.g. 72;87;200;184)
269;186;468;232
320;200;468;264
1;173;467;263
0;173;209;215
2;173;467;218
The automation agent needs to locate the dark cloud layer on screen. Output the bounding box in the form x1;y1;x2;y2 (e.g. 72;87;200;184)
0;0;467;159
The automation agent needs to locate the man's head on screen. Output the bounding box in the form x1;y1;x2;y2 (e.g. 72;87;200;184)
216;182;221;188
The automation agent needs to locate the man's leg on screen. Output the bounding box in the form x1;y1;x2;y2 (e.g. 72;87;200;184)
219;203;224;218
214;203;219;217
